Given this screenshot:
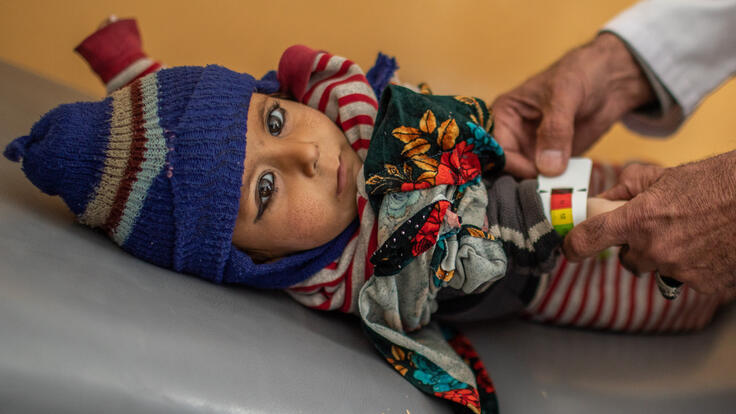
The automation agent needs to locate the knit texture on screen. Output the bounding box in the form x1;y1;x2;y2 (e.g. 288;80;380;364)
3;65;339;286
365;52;398;100
75;18;162;92
485;177;561;276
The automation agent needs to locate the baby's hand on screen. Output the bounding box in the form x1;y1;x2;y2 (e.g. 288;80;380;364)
586;197;626;218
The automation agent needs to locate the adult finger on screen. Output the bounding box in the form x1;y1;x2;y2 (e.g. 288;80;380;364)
617;245;657;275
598;163;665;200
535;78;585;176
563;206;629;261
598;183;636;201
503;151;538;178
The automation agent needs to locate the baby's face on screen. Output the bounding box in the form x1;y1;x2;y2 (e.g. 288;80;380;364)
232;93;362;260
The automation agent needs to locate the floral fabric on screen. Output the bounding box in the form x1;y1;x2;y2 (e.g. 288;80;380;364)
359;85;511;413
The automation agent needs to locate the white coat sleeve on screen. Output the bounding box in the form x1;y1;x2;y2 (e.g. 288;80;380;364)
602;0;736;136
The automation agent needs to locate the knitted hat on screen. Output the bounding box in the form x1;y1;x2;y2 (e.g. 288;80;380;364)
4;65;354;288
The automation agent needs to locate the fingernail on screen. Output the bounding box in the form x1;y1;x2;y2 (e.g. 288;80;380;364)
537;150;564;175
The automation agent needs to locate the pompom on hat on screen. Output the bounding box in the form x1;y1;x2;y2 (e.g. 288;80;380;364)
4;66;356;288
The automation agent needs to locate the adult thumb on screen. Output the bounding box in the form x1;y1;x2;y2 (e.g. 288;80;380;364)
535;81;584;176
535;109;576;177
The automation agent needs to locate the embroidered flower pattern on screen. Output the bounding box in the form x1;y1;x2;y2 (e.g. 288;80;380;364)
385;190;422;220
435;388;482;414
362;86;503;412
466;121;503;157
435;141;481;186
386;345;413;377
410;201;449;257
448;333;496;396
411;353;469;393
435;267;455;286
371;333;491;414
454;95;490;131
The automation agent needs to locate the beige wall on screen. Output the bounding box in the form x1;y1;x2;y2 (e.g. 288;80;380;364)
1;0;734;166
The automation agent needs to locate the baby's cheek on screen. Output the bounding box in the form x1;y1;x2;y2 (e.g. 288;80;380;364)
285;196;334;246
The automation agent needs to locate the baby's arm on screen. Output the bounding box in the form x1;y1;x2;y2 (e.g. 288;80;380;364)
587;197;626;217
523;167;719;333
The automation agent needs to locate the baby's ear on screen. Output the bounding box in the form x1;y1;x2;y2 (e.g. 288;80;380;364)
246;249;278;264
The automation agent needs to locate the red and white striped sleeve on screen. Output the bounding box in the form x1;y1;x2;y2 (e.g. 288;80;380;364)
286;182;379;314
278;45;378;160
523;255;720;333
75;18;163;94
523;162;721;333
278;46;382;312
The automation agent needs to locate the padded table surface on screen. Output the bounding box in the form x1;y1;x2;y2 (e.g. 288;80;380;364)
1;60;734;413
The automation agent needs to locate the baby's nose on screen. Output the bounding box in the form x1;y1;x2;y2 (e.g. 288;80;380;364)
281;141;319;177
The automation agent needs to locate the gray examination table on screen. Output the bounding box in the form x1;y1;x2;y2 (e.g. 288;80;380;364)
1;60;734;413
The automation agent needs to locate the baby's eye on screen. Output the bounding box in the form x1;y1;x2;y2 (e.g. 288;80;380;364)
267;104;285;136
256;172;275;218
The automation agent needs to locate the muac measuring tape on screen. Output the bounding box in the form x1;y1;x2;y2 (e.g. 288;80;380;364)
537;158;682;300
537;157;592;237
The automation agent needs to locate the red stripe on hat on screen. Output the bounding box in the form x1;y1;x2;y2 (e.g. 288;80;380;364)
316;52;331;72
132;62;161;81
318;73;369;113
341;114;375;131
338;92;379;109
352;138;371;151
302;56;350;105
111;61;163;91
105;80;147;233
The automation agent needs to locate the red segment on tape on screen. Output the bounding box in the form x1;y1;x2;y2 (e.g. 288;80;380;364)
550;188;572;210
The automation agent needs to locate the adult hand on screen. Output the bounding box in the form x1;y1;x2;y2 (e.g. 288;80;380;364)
492;33;654;177
564;152;736;301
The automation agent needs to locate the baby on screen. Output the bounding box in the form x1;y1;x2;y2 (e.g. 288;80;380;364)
4;18;720;413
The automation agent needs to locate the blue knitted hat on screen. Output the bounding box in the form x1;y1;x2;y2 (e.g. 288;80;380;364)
4;65;355;289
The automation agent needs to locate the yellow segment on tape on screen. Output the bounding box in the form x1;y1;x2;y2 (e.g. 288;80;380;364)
551;208;573;225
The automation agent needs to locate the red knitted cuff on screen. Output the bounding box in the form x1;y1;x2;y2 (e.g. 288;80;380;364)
75;18;147;83
277;44;322;101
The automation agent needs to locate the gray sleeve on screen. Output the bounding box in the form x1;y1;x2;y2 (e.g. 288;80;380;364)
485;177;561;277
602;0;736;136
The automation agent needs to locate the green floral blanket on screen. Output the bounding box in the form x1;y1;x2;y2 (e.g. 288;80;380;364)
360;85;509;413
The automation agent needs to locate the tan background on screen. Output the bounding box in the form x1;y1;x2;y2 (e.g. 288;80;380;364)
1;0;734;166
